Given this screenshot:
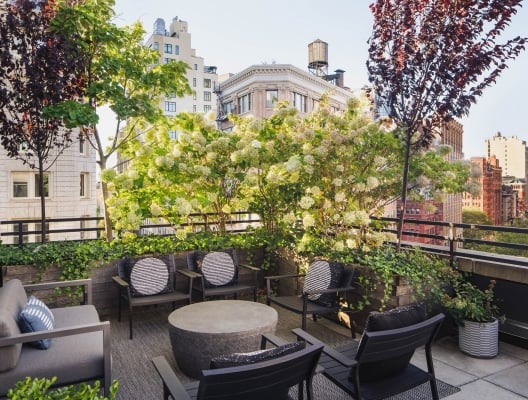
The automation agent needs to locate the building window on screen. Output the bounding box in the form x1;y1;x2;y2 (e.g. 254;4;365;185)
292;92;306;112
193;92;197;100
13;222;29;244
204;79;211;88
13;179;28;198
165;101;176;112
223;101;234;114
193;105;196;112
194;63;198;70
79;135;86;155
164;58;171;64
169;131;178;140
35;174;49;197
80;173;89;198
238;93;251;113
164;43;172;53
13;173;50;198
35;222;50;243
153;42;159;50
192;78;196;87
204;91;211;102
266;89;278;108
175;45;179;55
204;105;211;113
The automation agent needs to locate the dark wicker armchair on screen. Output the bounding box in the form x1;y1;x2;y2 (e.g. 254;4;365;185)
152;333;323;400
293;310;445;400
266;260;358;337
182;248;260;302
113;254;192;339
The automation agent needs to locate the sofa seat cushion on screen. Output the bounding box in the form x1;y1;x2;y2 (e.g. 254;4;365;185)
0;305;104;396
0;279;28;372
18;296;55;349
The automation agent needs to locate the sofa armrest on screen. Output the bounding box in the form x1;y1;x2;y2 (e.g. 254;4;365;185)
0;320;110;347
24;278;93;305
152;356;192;400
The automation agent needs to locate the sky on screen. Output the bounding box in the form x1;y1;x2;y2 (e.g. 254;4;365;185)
110;0;528;159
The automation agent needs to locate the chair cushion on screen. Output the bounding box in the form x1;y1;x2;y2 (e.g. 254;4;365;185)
355;303;427;382
18;296;55;349
196;250;237;288
303;260;344;307
210;341;306;369
125;256;173;297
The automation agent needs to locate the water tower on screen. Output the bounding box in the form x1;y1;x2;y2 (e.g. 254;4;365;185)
308;39;329;77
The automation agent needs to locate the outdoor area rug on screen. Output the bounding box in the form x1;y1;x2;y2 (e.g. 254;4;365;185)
109;306;460;400
290;374;460;400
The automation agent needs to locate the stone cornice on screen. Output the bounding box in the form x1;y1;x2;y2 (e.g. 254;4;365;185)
219;64;353;97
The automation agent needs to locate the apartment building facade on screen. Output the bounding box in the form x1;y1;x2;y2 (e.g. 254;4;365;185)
146;17;218;118
0;135;97;244
214;64;353;131
463;156;503;225
485;132;528;180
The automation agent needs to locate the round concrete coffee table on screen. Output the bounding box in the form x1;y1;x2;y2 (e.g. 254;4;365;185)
168;300;278;379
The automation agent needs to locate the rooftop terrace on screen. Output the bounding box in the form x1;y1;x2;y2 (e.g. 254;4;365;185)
108;303;528;400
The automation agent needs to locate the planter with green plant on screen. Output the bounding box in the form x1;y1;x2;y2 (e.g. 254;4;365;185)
440;272;502;358
7;377;118;400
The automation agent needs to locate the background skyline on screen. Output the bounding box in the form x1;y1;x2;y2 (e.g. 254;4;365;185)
111;0;528;159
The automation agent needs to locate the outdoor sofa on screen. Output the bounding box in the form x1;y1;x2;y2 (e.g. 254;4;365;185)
0;278;111;397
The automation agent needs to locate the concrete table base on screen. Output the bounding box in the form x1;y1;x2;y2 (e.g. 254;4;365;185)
168;300;278;379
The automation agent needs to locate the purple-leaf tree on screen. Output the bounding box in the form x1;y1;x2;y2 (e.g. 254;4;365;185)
0;0;87;242
367;0;526;247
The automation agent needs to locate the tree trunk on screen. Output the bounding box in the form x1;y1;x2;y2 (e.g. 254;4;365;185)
396;127;412;250
100;179;113;242
97;154;114;242
38;157;47;243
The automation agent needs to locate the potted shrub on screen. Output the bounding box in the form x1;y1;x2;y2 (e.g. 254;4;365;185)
441;273;502;358
7;377;118;399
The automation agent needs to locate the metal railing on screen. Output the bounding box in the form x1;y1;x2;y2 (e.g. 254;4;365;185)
0;212;261;244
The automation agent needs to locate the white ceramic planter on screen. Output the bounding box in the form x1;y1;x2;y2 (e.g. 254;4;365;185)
458;318;499;358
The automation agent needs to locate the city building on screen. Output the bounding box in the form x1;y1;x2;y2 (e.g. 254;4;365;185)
397;200;445;245
439;119;464;240
146;17;218;118
386;119;465;245
0;135;98;244
502;176;526;216
502;184;519;223
463;156;503;225
485;132;528;180
214;40;354;131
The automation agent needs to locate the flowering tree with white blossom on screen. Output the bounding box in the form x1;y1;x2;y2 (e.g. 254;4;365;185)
106;94;470;251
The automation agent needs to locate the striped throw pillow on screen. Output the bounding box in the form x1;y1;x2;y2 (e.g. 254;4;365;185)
200;251;237;287
130;257;171;296
303;260;344;307
18;296;55;349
